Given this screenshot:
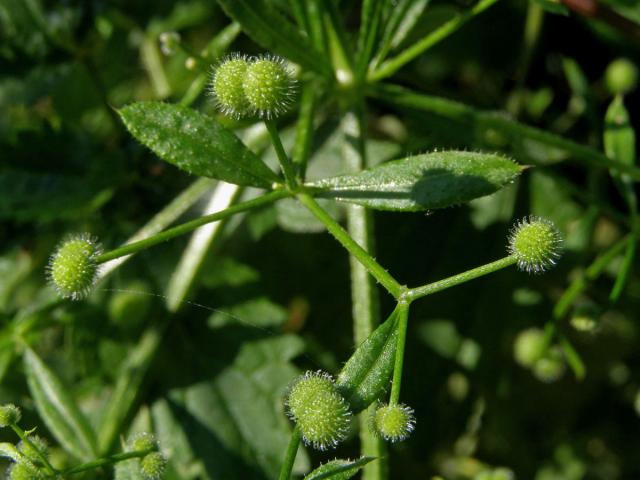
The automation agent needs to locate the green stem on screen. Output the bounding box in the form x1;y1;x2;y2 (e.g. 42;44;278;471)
368;0;500;82
61;448;154;475
356;0;384;80
277;427;302;480
341;107;387;480
292;85;317;181
297;193;404;298
11;424;57;476
370;83;640;180
406;256;517;302
306;1;328;55
265;121;298;189
389;303;410;404
96;189;289;263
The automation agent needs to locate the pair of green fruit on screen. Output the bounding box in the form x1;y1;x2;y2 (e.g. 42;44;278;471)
286;371;416;450
212;55;295;119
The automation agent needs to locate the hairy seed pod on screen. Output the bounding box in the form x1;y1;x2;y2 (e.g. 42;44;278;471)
140;452;167;480
17;435;49;463
48;234;102;300
128;432;159;453
0;404;21;428
508;216;562;274
371;403;415;443
8;460;46;480
242;55;295;119
513;328;547;368
286;371;352;450
211;55;251;118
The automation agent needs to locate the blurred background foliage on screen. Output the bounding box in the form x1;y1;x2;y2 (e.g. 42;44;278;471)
1;0;640;478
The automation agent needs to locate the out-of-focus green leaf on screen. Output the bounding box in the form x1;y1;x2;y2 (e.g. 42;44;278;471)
531;0;569;15
0;169;112;222
418;320;462;359
216;0;331;76
336;309;399;412
200;257;260;289
377;0;430;61
97;327;163;455
208;297;288;329
24;348;98;461
311;151;522;212
152;335;308;479
119;102;279;188
304;457;376;480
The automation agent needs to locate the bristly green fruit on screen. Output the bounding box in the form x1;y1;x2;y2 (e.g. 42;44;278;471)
128;432;159;453
48;234;102;300
140;452;167;480
0;404;21;427
211;55;252;118
17;435;49;463
243;55;295;119
371;403;415;443
8;460;46;480
286;371;352;450
508;216;562;274
513;328;547;367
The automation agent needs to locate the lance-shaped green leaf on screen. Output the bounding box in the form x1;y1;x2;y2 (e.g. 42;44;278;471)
336;309;399;412
216;0;331;76
310;151;523;211
304;457;376;480
24;349;98;461
119;102;279;188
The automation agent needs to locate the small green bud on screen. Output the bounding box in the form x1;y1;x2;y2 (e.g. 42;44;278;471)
140;452;166;480
0;404;21;427
17;435;49;463
211;55;251;118
48;234;102;300
371;403;415;443
128;432;158;453
513;328;547;367
286;371;352;450
243;55;295;119
533;346;565;383
508;216;562;274
605;58;638;95
8;460;46;480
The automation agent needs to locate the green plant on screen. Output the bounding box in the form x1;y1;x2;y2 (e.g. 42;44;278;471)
44;21;563;480
3;0;640;479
